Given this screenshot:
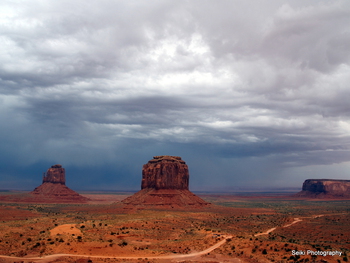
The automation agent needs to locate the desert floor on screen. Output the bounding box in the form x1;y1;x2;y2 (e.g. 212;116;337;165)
0;191;349;263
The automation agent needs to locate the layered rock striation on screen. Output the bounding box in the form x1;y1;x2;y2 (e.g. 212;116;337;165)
122;156;210;208
296;179;350;198
30;164;88;203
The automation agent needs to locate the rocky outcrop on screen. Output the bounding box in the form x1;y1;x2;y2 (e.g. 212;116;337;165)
122;155;210;208
296;179;350;198
141;156;189;190
42;164;65;184
30;164;89;203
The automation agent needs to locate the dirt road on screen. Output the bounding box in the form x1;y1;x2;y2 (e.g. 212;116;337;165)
254;214;325;237
0;235;233;263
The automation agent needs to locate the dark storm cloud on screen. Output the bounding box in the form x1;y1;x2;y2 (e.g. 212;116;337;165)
1;0;350;190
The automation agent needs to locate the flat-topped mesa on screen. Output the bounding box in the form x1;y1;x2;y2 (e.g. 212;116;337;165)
297;179;350;197
302;179;350;194
141;155;189;190
42;164;65;185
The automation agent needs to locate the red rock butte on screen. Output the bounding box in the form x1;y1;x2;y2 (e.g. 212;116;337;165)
122;156;210;208
141;155;189;190
296;179;350;198
30;164;88;203
42;164;66;184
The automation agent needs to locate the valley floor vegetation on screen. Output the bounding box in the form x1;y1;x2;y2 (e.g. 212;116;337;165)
0;193;349;263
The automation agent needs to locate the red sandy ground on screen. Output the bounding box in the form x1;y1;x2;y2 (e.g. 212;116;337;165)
0;206;40;221
0;193;349;263
0;191;128;204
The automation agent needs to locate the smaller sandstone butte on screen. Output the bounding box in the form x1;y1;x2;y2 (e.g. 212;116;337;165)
296;179;350;198
122;156;210;208
42;164;65;184
30;164;89;203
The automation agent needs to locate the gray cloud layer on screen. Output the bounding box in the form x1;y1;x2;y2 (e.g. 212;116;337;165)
1;0;350;190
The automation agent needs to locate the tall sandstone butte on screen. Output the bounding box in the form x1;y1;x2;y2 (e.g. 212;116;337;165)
296;179;350;198
122;156;209;208
141;155;189;190
30;164;88;203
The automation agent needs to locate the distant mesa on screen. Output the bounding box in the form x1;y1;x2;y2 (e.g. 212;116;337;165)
122;155;210;208
296;179;350;198
30;164;89;203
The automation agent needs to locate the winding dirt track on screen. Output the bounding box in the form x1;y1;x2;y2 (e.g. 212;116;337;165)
0;235;232;263
254;214;325;237
0;214;329;262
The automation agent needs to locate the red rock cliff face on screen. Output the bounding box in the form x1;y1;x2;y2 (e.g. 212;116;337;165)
297;179;350;197
42;164;65;185
141;156;189;190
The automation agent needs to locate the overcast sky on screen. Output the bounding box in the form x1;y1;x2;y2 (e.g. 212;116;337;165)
1;0;350;191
